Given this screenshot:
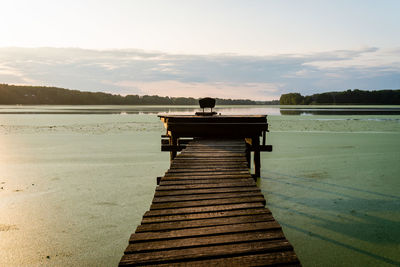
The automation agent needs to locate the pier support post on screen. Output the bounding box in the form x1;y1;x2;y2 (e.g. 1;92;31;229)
253;136;261;178
245;143;251;169
170;134;177;161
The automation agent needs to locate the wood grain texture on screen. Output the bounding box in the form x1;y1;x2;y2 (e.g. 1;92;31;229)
119;136;299;266
120;240;291;265
136;214;274;232
141;208;271;224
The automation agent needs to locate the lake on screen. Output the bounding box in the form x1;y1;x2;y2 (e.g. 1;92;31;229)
0;105;399;266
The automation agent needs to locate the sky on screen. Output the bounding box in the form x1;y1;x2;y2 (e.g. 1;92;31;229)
0;0;399;100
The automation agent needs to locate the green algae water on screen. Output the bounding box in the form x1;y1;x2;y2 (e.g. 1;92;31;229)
0;105;399;266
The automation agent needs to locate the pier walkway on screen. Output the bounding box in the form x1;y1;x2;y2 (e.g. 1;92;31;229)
119;137;300;266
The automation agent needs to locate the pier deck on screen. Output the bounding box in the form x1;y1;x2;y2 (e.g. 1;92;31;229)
119;138;300;266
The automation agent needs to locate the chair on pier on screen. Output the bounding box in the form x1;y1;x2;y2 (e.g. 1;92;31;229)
195;97;217;116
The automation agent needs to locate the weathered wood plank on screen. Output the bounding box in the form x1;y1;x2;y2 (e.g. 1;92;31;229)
141;208;271;224
143;203;265;217
145;251;300;267
170;163;249;167
159;178;255;185
125;230;284;252
136;213;274;232
152;191;264;203
130;221;282;242
164;171;250;177
168;167;249;171
172;158;247;161
170;162;247;166
150;196;266;210
160;174;253;182
166;169;250;174
169;166;248;170
120;239;291;266
155;182;256;191
154;187;261;197
180;151;246;154
171;160;248;164
177;154;246;158
183;150;246;153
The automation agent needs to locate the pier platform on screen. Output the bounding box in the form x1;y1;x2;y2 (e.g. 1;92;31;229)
119;114;299;266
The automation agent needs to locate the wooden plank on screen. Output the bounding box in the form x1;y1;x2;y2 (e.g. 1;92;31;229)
169;165;249;169
152;191;263;203
150;196;266;210
177;154;246;158
154;187;261;197
167;168;250;173
185;147;246;150
144;203;265;217
249;144;273;152
141;208;271;224
125;230;284;252
161;144;186;152
130;221;282;242
181;148;244;149
172;159;248;163
170;160;247;163
159;178;255;185
146;251;300;267
136;213;274;232
183;150;245;153
164;171;250;177
155;182;256;191
169;166;248;170
180;150;245;154
158;114;267;119
170;167;249;170
177;153;246;157
120;239;291;266
161;139;193;145
168;169;249;172
170;162;248;166
172;157;247;160
166;172;251;176
170;162;249;167
161;175;253;181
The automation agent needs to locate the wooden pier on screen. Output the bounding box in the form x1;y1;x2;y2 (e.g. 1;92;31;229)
119;114;300;266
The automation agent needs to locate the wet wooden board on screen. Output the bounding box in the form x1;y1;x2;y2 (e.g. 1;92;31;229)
159;178;255;185
125;230;284;252
149;196;266;210
164;170;251;177
135;214;275;232
143;203;266;217
154;187;262;197
152;191;264;203
141;208;272;224
142;251;300;266
121;240;293;266
119;138;299;266
160;176;254;182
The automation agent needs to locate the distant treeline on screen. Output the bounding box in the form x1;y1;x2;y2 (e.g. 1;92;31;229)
0;84;279;105
280;89;400;105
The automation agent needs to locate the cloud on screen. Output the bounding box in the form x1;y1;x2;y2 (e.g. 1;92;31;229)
109;80;281;100
0;47;399;100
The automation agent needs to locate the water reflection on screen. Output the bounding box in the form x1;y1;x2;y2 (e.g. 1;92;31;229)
280;108;400;116
0;105;282;115
0;105;400;116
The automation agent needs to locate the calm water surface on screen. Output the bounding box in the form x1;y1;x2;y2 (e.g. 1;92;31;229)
0;105;399;266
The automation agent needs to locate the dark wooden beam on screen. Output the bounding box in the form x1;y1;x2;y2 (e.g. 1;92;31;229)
161;144;186;152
